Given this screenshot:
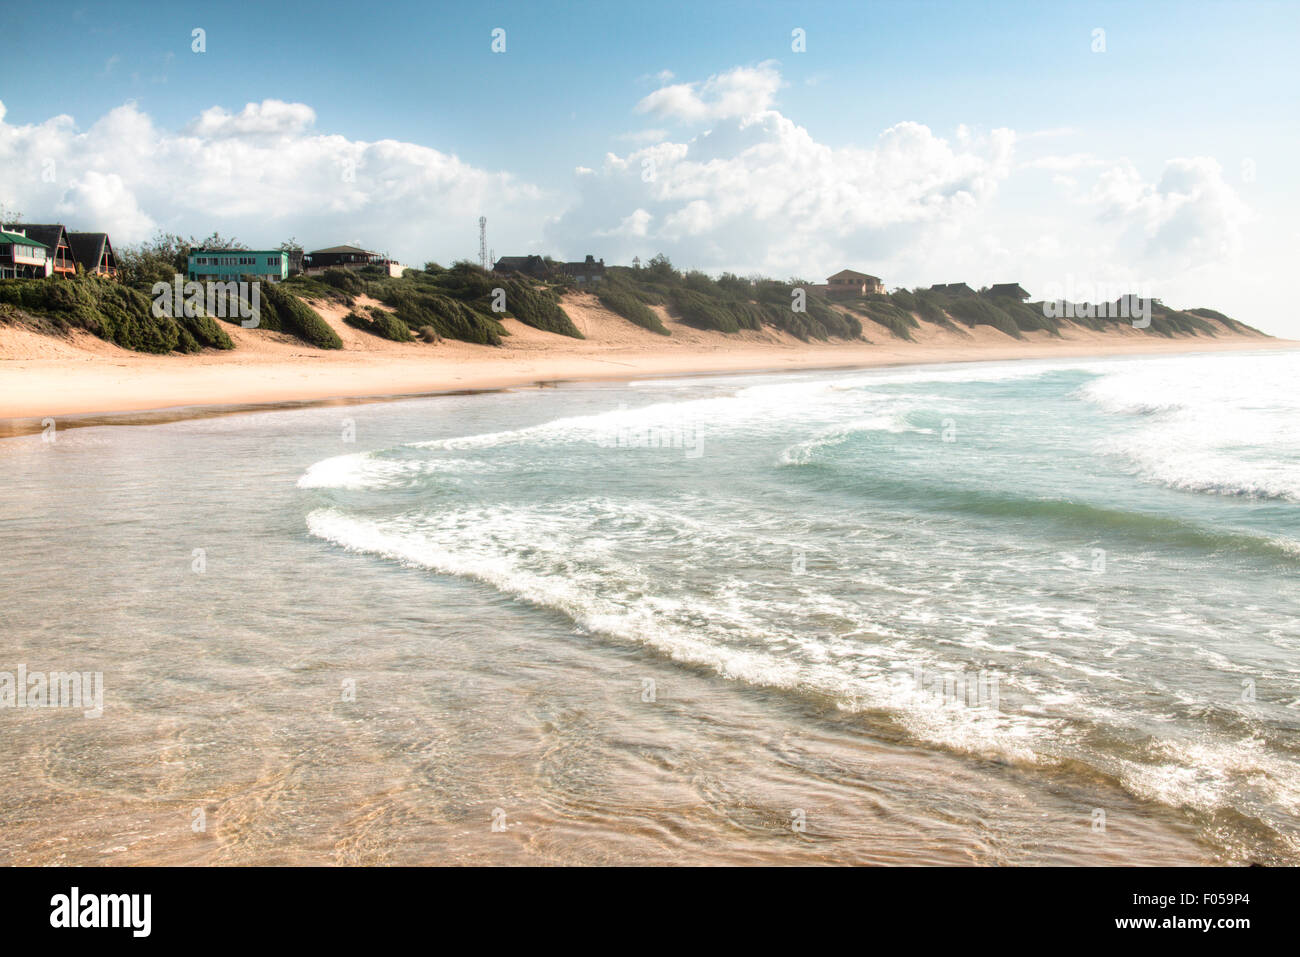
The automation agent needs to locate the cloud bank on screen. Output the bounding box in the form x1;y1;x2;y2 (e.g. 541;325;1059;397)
0;97;552;262
0;64;1262;328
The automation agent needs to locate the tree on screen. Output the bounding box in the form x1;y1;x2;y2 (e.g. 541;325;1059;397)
647;253;676;280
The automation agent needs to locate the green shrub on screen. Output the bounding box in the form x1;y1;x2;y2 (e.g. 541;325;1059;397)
319;267;365;296
344;307;413;342
946;297;1023;339
0;274;198;353
259;281;343;349
499;278;583;338
598;289;669;334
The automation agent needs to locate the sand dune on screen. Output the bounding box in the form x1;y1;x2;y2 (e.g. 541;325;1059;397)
0;291;1290;424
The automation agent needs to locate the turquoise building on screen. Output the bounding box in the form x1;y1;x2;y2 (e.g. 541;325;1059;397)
187;250;288;283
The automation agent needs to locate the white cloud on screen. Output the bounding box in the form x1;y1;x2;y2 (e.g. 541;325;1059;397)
635;62;782;123
0;98;555;259
1088;157;1252;268
56;171;155;238
551;72;1017;278
548;63;1270;329
189;99;317;138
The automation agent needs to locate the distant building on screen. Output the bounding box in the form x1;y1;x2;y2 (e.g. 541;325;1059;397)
493;255;548;278
2;224;76;277
67;232;119;278
187;249;289;283
930;282;977;297
0;229;51;278
556;254;605;284
305;244;403;276
987;283;1030;300
822;269;884;297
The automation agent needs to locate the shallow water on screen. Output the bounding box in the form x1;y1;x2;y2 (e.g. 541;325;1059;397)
2;350;1297;864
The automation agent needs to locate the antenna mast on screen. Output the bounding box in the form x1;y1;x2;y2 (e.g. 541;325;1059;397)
479;216;488;269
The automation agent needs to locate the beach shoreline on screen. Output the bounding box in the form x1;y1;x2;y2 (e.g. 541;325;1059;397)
2;292;1294;429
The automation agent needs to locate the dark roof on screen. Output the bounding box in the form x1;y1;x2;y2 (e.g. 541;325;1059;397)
0;230;47;249
2;223;70;251
67;232;113;269
827;269;880;283
494;255;547;272
988;283;1030;299
930;282;976;296
309;244;378;256
557;255;605;272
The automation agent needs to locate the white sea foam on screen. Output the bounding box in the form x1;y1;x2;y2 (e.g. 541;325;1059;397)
297;351;1300;851
1080;352;1300;501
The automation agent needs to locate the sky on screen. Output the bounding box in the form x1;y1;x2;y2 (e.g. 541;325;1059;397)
1;0;1298;334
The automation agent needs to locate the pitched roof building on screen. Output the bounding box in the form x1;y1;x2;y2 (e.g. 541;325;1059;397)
988;283;1030;300
930;282;977;297
556;254;605;283
304;244;405;277
0;229;51;279
824;269;885;296
493;254;548;277
67;232;118;278
1;223;76;277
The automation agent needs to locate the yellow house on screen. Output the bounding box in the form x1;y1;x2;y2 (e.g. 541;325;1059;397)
824;269;884;296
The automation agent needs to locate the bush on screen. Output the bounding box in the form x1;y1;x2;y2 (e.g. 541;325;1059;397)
0;274;205;353
598;289;670;335
344;307;413;342
258;281;343;349
499;278;583;338
319;267;365;296
946;297;1023;339
378;286;504;346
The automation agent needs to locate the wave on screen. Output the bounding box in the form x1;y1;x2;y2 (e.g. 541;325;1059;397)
305;504;1060;764
297;451;489;490
1076;353;1300;502
778;414;930;466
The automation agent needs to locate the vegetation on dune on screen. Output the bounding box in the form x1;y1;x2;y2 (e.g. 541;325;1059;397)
0;227;1264;353
597;285;670;335
851;294;920;340
244;281;343;349
344;306;414;342
592;256;861;341
0;273;234;354
497;276;583;338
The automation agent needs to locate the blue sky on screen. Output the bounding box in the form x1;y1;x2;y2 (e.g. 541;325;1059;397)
2;0;1298;333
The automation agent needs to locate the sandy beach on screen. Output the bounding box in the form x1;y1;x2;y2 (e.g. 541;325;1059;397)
0;292;1292;427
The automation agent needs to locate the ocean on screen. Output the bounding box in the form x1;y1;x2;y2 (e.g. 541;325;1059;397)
2;349;1297;864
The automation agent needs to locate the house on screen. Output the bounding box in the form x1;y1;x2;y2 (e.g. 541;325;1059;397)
493;255;548;278
187;249;289;284
988;283;1030;300
1;223;76;277
304;244;403;276
556;254;605;283
930;282;977;297
823;268;884;296
0;229;51;279
67;232;118;278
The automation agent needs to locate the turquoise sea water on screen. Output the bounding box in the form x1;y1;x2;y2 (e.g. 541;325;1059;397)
2;350;1297;864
